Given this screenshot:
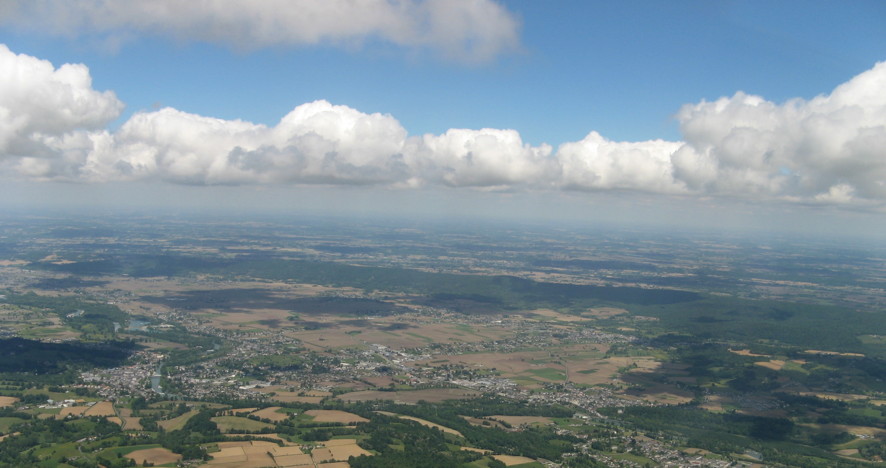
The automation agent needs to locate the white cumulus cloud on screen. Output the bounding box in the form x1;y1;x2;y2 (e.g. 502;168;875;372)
557;132;685;194
672;62;886;203
0;44;122;162
42;101;412;185
0;0;520;62
406;128;555;188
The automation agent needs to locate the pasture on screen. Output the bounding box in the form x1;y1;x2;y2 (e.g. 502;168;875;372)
211;415;275;432
158;410;198;431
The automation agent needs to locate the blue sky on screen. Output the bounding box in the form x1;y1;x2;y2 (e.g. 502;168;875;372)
1;0;885;233
6;1;883;144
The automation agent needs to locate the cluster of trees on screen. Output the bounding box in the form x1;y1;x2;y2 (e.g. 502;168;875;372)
638;296;886;356
347;398;578;462
859;441;886;460
0;338;133;374
350;414;484;468
3;291;129;339
0;417;120;465
599;405;876;468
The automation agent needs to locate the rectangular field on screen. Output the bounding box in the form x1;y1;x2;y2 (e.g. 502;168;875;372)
304;409;368;424
336;388;479;404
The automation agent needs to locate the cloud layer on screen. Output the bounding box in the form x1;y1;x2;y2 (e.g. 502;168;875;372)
0;0;520;63
2;44;886;207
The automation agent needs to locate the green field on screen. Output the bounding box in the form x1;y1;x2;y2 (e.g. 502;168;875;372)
210;415;274;432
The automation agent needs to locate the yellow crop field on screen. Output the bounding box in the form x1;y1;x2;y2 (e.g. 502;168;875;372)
0;396;18;407
126;448;181;466
251;406;290;422
493;454;537;466
84;401;115;417
305;409;368;424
